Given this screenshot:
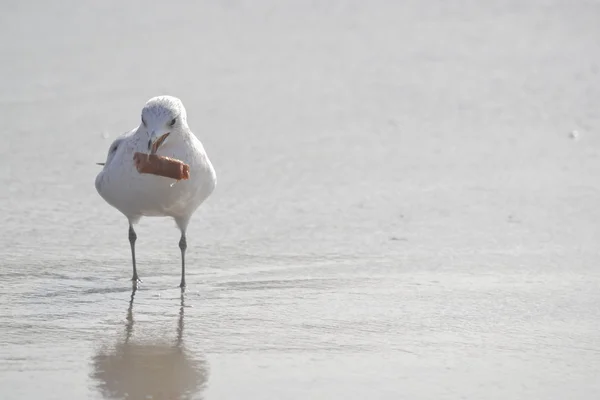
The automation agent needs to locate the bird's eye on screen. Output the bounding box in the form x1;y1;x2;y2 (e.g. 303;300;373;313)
169;118;176;127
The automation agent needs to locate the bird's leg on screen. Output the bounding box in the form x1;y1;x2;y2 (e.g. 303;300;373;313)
129;224;141;283
179;232;187;289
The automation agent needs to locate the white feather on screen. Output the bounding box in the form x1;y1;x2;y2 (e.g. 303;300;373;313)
95;96;217;232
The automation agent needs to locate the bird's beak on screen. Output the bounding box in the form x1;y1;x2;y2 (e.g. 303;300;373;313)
149;132;171;154
96;162;105;166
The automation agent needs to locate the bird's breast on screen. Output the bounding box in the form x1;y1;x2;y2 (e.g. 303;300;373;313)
96;136;215;219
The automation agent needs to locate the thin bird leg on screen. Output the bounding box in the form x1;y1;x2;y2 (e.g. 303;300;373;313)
129;224;141;283
179;232;187;289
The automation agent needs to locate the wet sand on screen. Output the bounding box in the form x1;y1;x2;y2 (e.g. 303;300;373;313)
1;0;600;399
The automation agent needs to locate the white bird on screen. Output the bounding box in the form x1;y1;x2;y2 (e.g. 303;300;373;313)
95;95;217;288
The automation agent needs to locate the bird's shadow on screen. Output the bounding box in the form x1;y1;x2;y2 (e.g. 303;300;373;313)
90;287;208;400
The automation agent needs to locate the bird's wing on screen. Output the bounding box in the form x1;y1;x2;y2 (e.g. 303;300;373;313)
98;128;137;166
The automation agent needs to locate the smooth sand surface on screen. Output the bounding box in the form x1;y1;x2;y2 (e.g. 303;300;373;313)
1;1;599;399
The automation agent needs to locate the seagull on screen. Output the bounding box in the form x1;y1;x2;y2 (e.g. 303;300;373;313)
95;95;217;288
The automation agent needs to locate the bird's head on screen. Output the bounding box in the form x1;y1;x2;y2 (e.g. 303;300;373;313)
141;95;188;154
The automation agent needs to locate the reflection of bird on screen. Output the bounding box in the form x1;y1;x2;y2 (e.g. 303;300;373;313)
91;289;209;400
95;96;217;288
